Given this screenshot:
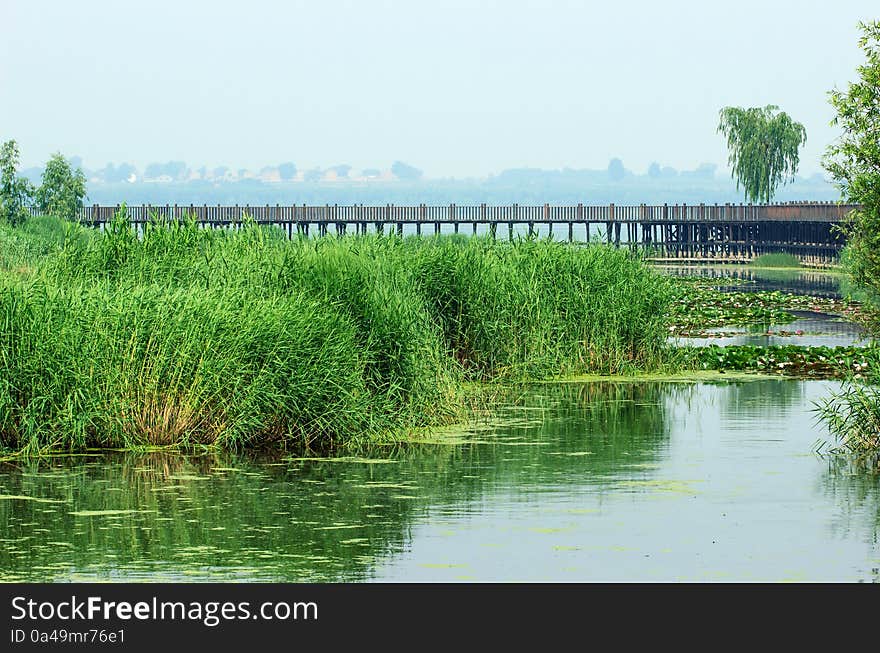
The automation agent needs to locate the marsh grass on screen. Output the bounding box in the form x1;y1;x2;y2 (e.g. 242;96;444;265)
1;213;674;454
750;253;802;268
816;383;880;462
0;215;89;277
405;236;674;378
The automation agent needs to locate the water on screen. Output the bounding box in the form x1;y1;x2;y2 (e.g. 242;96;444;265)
2;379;879;582
657;264;847;298
3;263;875;582
672;310;870;348
660;264;872;348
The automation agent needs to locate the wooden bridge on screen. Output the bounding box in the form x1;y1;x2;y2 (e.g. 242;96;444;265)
60;201;857;263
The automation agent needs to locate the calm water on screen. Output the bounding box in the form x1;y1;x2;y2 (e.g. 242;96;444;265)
657;264;847;298
3;265;876;582
672;310;869;348
2;379;879;582
661;264;872;348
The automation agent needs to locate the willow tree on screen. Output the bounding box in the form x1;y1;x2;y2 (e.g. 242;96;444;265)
717;105;807;203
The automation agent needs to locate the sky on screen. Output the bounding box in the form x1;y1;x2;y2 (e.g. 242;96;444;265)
1;0;876;178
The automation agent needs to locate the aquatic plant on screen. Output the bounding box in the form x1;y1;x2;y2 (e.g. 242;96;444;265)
0;214;87;276
749;253;802;269
667;280;862;335
816;383;880;460
0;213;673;454
816;22;880;459
686;343;880;378
0;281;380;454
403;236;674;378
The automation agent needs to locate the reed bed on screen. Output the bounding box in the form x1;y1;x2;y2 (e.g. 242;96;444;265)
0;213;674;454
749;253;802;268
816;382;880;462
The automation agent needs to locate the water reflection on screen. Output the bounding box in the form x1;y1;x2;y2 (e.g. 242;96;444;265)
657;264;845;298
1;379;878;581
671;309;869;348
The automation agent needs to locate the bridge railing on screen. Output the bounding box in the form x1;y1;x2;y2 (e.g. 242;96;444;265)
36;201;857;225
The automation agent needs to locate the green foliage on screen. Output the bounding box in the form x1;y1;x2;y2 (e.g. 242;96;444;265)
825;20;880;299
35;153;87;221
818;21;880;457
0;215;90;275
816;382;880;457
0;140;34;227
404;236;673;378
717;105;807;203
666;280;860;335
685;343;878;378
0;282;374;454
0;218;674;455
749;253;802;269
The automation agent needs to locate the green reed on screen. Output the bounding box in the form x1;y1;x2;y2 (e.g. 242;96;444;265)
0;213;673;454
749;253;802;268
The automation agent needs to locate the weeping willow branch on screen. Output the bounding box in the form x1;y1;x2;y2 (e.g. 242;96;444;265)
718;105;807;203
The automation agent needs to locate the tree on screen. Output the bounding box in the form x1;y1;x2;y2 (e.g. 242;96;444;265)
303;168;323;182
817;21;880;456
100;162;137;183
328;164;351;179
144;160;187;181
692;162;717;179
717;105;806;203
680;163;718;180
391;160;422;180
35;153;87;221
607;158;626;181
0;139;34;226
824;20;880;296
278;162;297;180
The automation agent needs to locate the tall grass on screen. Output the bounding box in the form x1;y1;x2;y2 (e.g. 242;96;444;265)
0;282;385;453
816;244;880;461
816;381;880;464
750;252;802;268
0;214;89;276
404;235;673;378
0;213;674;454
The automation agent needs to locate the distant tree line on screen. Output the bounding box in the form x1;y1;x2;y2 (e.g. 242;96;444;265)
23;158;428;185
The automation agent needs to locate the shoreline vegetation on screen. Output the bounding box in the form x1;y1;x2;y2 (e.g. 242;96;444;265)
0;213;674;457
748;252;803;269
1;213;877;461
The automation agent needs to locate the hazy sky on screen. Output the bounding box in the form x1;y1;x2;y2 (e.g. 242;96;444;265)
1;0;876;177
